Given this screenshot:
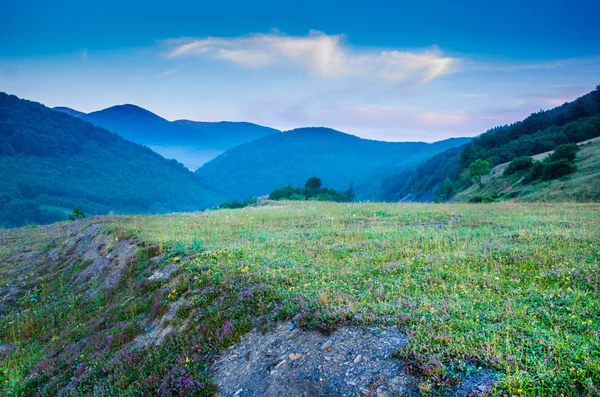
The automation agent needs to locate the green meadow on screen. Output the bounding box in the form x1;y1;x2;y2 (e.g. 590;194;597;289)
2;201;599;396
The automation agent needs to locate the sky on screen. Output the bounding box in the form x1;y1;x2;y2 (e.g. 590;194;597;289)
1;0;599;142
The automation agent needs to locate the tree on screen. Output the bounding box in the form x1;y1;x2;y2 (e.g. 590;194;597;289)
304;176;322;198
343;182;355;202
67;208;86;221
305;177;322;190
567;99;587;122
469;159;491;187
442;177;455;200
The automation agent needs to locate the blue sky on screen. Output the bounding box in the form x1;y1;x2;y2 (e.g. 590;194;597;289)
1;0;599;141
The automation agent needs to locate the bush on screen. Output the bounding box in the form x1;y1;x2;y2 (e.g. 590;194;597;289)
524;161;544;182
268;185;303;200
504;156;534;175
468;195;496;203
542;159;576;180
268;177;354;202
218;200;244;209
523;144;579;183
547;143;579;163
67;208;85;221
218;197;259;209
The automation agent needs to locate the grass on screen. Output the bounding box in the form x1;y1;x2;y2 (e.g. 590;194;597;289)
1;201;599;396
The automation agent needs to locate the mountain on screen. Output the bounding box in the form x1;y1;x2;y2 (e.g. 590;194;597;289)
53;106;86;117
77;105;280;169
0;93;225;228
195;127;471;199
401;85;600;201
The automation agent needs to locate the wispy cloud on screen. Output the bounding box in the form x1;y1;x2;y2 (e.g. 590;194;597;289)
165;31;459;83
135;66;182;79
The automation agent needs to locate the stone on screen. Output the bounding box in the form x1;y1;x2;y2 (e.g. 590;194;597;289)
320;339;333;351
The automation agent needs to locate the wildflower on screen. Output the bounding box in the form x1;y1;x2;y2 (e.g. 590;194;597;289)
240;266;249;273
518;389;523;393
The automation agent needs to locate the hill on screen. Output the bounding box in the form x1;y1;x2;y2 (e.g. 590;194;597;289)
2;201;598;395
455;137;600;202
0;93;225;228
195;127;470;199
76;105;280;169
400;85;600;201
52;106;86;117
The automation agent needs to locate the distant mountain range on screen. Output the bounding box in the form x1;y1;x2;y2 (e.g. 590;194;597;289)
53;105;280;169
5;84;595;230
1;93;224;228
195;127;471;199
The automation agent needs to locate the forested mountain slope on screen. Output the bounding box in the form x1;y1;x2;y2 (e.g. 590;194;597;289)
195;127;470;199
1;93;225;228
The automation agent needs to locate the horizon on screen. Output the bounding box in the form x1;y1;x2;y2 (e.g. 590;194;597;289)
4;86;594;147
1;0;600;142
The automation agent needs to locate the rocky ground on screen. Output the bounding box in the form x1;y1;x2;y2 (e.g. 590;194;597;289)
213;323;414;397
213;322;496;397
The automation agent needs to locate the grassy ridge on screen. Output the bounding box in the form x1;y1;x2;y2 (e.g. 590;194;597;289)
1;202;599;395
457;138;600;202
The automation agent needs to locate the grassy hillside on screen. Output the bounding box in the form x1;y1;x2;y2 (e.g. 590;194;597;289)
1;202;598;396
195;127;470;200
456;137;600;202
76;105;280;169
401;85;600;201
0;93;225;228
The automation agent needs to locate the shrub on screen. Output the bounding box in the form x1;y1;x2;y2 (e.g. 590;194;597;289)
504;156;534;175
468;195;496;203
547;143;579;163
523;144;579;183
524;161;544;182
218;197;259;209
542;159;576;180
268;185;302;200
67;208;85;221
218;200;244;209
269;177;353;202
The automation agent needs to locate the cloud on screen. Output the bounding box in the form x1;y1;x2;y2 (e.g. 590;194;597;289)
165;31;459;83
